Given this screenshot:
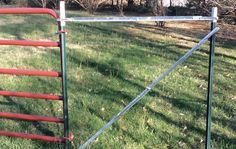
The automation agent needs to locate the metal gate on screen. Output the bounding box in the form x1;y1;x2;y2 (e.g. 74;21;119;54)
0;7;72;149
0;1;219;149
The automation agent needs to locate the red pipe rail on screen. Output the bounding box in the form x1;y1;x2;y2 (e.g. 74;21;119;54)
0;7;73;146
0;131;65;143
0;69;61;77
0;112;64;123
0;91;63;100
0;8;59;19
0;40;60;47
0;8;60;47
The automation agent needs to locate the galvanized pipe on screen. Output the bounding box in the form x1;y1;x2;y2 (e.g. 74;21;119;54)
60;16;217;23
78;27;220;149
205;7;218;149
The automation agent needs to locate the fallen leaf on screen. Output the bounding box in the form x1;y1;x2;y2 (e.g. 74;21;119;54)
232;96;236;101
142;106;147;112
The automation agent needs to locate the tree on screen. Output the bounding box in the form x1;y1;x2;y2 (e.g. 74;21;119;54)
152;0;165;27
127;0;134;9
2;0;11;4
32;0;48;8
41;0;47;8
112;0;114;7
209;0;236;24
73;0;106;13
28;0;48;8
186;0;208;15
186;0;236;24
117;0;124;15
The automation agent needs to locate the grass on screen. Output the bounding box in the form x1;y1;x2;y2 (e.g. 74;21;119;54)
0;11;235;149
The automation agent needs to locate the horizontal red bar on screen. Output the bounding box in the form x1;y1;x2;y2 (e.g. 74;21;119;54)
0;8;58;19
0;91;63;100
0;40;60;47
0;131;65;143
0;69;61;77
0;112;64;123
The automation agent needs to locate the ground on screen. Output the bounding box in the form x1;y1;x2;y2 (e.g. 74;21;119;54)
0;11;235;149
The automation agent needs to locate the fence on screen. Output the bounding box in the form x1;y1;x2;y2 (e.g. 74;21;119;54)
58;1;219;149
0;1;219;149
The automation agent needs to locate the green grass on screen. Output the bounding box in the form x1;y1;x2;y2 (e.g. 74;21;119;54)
0;11;235;149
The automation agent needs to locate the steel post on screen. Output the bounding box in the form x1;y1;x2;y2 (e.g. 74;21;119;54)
205;7;218;149
59;1;70;149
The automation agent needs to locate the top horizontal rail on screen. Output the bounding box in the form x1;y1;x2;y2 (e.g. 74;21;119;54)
0;8;58;19
60;16;217;23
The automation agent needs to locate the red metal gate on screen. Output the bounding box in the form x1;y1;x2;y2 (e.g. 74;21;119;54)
0;8;72;149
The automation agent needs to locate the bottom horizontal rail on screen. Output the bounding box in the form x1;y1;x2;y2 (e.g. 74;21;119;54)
0;131;65;143
0;112;64;123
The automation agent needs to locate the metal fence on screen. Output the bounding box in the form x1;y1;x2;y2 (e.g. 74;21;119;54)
58;1;219;149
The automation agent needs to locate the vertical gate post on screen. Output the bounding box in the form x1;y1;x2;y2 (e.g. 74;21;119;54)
59;1;70;149
205;7;217;149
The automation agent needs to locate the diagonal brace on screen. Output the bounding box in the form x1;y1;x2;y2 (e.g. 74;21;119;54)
79;27;220;149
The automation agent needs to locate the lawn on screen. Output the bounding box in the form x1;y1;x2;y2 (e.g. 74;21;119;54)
0;11;235;149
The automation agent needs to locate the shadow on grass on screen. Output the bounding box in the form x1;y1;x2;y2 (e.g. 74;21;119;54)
0;14;58;41
146;106;236;148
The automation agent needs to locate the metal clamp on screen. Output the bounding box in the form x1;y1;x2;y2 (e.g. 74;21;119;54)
55;30;68;35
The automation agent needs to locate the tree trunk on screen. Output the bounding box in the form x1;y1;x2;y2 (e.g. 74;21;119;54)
146;0;153;8
159;0;165;27
42;0;47;8
234;7;236;24
128;0;134;9
18;0;28;7
118;0;124;16
153;0;159;16
153;0;165;27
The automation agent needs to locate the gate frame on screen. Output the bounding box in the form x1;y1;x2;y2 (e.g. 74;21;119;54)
58;1;219;149
0;1;219;149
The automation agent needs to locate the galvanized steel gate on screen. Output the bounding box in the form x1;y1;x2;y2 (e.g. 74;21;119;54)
0;1;219;149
